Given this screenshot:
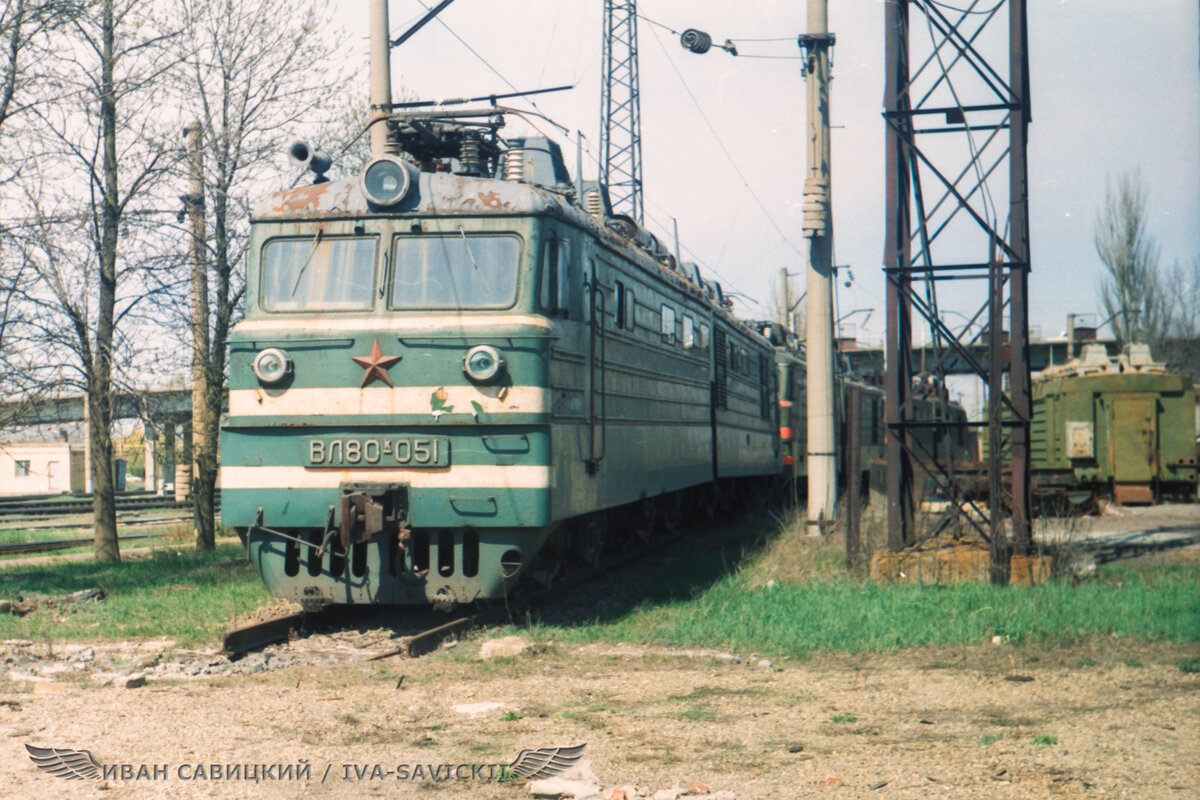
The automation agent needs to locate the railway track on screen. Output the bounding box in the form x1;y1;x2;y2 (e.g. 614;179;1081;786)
0;534;155;557
0;495;214;517
219;498;751;659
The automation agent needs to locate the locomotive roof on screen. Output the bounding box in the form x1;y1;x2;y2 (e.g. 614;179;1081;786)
252;171;582;224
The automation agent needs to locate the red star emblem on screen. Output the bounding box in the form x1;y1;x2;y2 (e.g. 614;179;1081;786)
352;338;402;387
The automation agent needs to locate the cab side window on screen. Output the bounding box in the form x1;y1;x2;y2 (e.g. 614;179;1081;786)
539;239;571;318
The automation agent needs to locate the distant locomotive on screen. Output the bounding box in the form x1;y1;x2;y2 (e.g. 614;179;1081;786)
755;322;886;499
219;112;779;609
1029;344;1197;504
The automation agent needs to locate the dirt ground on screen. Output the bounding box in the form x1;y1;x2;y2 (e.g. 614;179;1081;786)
2;629;1198;800
2;504;1198;799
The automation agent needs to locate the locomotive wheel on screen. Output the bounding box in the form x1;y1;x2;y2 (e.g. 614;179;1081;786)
715;480;738;515
577;514;607;567
693;486;719;520
660;492;684;535
634;499;658;542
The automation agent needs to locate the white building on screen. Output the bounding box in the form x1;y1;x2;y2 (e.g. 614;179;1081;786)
0;442;86;496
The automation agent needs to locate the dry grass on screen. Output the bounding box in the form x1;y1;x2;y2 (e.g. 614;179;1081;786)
163;521;193;542
747;497;888;586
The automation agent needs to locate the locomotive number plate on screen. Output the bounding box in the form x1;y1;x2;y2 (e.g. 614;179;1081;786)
307;437;450;467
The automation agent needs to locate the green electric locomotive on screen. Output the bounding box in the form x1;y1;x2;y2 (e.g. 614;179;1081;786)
219;112;778;609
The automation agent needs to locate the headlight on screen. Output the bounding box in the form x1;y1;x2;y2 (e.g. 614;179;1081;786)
252;347;293;385
361;155;417;207
463;345;504;383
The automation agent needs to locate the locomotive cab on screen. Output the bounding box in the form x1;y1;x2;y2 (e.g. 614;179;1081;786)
221;165;573;608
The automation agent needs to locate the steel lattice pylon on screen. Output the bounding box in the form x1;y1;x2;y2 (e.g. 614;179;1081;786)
599;0;644;223
883;0;1033;583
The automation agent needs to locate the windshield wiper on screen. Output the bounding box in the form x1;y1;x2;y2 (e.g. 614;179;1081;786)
290;228;324;296
459;226;480;271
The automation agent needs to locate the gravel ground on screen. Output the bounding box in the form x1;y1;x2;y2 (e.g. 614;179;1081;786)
2;505;1197;799
2;630;1198;799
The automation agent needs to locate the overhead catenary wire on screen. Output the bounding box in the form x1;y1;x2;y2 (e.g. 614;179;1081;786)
645;23;804;260
412;0;549;118
575;131;759;310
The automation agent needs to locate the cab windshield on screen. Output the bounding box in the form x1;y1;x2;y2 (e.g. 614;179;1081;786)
260;235;377;312
390;234;521;310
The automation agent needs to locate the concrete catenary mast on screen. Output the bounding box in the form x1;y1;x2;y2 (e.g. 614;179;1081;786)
368;0;392;156
800;0;838;529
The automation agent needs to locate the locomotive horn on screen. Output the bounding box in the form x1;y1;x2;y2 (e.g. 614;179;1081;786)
287;140;332;183
288;140;313;166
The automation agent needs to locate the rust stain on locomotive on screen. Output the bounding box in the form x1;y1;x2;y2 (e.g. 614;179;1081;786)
267;182;356;218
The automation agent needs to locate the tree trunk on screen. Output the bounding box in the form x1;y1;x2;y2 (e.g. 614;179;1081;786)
92;0;119;562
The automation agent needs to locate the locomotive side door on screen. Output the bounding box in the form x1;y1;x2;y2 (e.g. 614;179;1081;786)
711;325;728;479
586;260;606;474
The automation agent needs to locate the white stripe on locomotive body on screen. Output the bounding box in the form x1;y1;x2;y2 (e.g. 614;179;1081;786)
219;464;551;490
229;386;549;417
232;314;555;334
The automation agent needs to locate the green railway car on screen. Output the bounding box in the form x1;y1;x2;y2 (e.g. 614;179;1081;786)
758;322;891;497
219;114;778;609
1030;344;1198;503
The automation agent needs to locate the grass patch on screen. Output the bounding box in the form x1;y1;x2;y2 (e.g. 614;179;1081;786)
1031;734;1058;746
1121;657;1143;668
830;711;857;724
1075;656;1097;668
679;708;716;721
530;555;1200;657
669;685;768;701
0;544;269;646
499;711;522;722
1179;657;1200;674
979;733;1002;745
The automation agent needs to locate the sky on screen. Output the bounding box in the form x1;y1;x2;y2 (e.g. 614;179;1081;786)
321;0;1200;348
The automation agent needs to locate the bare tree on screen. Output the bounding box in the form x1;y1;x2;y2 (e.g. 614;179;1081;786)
1095;171;1171;351
1157;255;1200;385
9;0;178;561
0;2;78;399
0;2;77;153
171;0;349;549
1167;256;1200;339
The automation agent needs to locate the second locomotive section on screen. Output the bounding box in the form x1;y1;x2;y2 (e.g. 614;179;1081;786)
220;157;777;609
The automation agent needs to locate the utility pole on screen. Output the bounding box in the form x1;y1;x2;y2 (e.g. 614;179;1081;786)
800;1;837;530
779;267;792;329
369;0;392;156
183;121;214;548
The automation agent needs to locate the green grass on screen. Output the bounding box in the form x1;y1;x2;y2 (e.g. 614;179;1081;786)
528;560;1200;657
499;711;522;722
1179;657;1200;674
830;712;857;724
680;708;716;721
1030;734;1058;746
979;733;1002;745
0;544;269;646
0;525;92;545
